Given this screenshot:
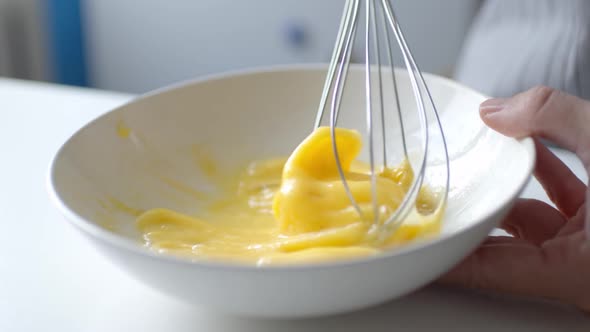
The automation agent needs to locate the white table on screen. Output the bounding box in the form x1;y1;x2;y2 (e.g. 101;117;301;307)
1;78;589;331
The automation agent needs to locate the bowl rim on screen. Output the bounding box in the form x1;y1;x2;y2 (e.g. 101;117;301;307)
46;63;536;271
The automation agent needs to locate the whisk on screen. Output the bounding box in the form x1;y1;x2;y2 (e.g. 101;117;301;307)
314;0;450;242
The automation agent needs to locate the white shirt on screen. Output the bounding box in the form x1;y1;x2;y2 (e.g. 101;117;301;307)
454;0;590;99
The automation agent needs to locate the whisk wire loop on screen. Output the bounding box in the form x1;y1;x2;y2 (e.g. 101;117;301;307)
316;0;450;240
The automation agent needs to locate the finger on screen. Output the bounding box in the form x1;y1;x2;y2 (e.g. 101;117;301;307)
500;199;567;246
533;139;587;217
479;86;590;166
441;234;590;312
541;230;590;312
479;86;590;243
440;237;557;298
556;204;587;238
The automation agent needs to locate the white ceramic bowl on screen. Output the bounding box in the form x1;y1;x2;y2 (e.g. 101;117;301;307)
48;65;535;318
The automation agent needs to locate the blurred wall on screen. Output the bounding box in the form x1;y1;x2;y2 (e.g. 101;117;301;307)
0;0;48;81
83;0;480;93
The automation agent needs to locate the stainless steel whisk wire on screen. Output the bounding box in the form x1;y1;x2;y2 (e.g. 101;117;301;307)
314;0;450;241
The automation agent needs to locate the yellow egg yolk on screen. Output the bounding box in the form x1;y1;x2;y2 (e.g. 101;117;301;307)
135;127;443;265
273;127;412;235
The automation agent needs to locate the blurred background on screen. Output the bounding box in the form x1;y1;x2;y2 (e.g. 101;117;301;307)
0;0;482;94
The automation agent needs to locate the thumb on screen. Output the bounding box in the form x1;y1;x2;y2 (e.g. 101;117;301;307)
479;86;590;166
480;86;590;242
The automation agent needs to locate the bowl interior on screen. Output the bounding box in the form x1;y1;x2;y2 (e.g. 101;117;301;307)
50;66;534;253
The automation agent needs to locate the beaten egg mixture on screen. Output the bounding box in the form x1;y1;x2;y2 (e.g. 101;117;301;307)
136;127;443;265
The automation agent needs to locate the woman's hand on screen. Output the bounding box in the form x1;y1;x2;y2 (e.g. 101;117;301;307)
440;86;590;312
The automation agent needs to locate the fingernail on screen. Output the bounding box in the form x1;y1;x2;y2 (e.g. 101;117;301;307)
480;98;506;116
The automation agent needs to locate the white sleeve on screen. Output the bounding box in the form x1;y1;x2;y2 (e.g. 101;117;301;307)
454;0;590;99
